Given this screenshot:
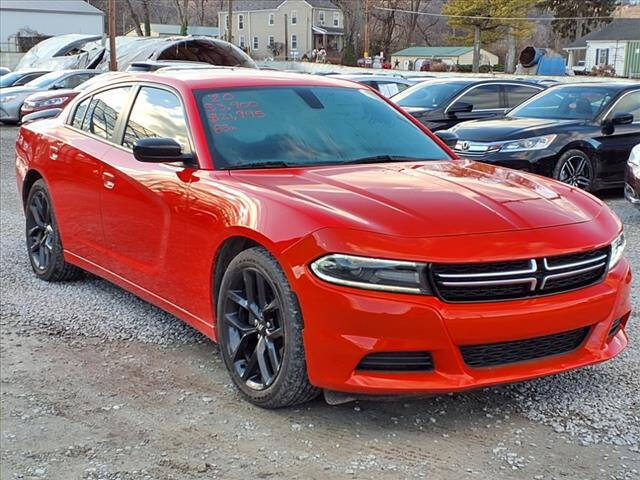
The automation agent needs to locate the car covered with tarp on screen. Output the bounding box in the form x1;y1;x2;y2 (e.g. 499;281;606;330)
16;34;257;72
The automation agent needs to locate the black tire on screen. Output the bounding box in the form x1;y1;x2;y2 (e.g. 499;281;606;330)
216;246;319;408
553;149;596;192
25;179;83;282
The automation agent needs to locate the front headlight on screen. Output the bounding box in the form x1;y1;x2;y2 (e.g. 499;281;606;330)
501;134;557;152
34;96;68;107
609;232;626;270
0;95;16;103
629;147;640;167
310;254;428;294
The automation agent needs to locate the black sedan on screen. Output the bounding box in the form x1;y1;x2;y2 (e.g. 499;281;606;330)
450;83;640;191
391;78;545;131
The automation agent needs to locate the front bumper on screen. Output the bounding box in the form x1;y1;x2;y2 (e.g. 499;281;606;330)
454;148;559;177
0;102;22;123
282;227;632;395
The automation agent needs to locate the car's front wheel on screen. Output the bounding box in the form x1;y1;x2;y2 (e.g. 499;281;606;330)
217;247;319;408
25;179;83;281
553;149;595;192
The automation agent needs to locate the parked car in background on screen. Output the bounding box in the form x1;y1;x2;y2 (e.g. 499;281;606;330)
392;78;545;131
327;74;415;98
0;67;11;77
1;70;101;123
20;72;127;118
15;70;630;408
0;69;50;89
626;144;640;209
450;83;640;191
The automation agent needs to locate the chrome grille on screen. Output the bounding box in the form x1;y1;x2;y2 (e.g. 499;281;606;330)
431;247;609;302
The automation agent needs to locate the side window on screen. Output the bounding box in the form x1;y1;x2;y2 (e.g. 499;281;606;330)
608;91;640;123
16;73;40;86
62;73;93;89
82;86;131;140
71;97;91;129
377;82;401;98
458;84;501;110
504;85;541;108
123;87;191;153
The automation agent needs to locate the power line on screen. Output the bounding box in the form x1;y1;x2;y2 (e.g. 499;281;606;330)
372;6;627;22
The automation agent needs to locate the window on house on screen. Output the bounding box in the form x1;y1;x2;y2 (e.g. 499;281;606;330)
268;35;274;47
269;13;274;25
291;10;297;24
238;14;244;30
239;36;245;48
597;48;609;65
291;34;297;50
319;11;325;25
253;36;259;50
333;12;339;27
224;14;229;31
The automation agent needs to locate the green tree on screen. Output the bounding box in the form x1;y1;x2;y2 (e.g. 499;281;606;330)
443;0;536;72
540;0;616;42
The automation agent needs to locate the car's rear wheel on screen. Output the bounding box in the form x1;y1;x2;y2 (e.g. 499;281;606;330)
25;180;83;281
217;247;319;408
553;150;595;192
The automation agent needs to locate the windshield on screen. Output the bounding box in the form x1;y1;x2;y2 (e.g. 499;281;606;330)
196;86;450;169
392;81;470;109
24;71;66;89
509;86;616;120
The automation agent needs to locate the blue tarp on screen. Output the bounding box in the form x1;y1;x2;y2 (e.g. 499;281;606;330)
536;56;567;76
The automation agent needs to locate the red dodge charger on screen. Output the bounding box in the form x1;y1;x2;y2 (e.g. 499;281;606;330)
15;70;631;408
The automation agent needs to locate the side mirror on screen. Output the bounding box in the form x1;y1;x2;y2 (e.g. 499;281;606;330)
447;101;473;116
435;130;458;148
21;108;61;124
133;137;190;164
612;113;634;125
51;82;65;90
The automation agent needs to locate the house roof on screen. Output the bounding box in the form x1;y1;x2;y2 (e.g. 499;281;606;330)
566;19;640;49
226;0;338;11
392;46;474;57
0;0;104;15
139;24;219;37
312;25;344;35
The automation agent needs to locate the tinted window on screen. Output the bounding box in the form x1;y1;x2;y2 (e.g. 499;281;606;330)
504;84;541;108
509;86;616;120
196;86;449;169
123;87;190;153
61;73;95;89
458;84;501;110
72;97;91;129
393;81;470;109
608;91;640;123
82;86;131;140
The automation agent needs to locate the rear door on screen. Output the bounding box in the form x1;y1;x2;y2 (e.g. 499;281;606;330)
503;84;544;109
595;89;640;184
99;84;195;303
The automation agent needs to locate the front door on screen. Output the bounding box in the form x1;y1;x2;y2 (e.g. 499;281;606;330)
98;85;195;304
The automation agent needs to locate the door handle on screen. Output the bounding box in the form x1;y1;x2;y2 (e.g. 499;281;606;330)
102;171;115;190
49;145;59;161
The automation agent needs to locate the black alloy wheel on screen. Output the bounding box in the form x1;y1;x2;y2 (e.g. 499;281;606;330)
222;267;285;390
217;247;318;408
25;180;83;281
554;150;595;191
26;189;54;272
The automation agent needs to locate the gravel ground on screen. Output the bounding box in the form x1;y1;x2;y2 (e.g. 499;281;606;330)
1;124;638;479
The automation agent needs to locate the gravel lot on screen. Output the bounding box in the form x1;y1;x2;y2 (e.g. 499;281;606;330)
1;124;638;479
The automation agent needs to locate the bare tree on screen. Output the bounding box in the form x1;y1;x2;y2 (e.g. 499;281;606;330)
141;0;151;36
175;0;191;35
195;0;209;25
125;0;144;35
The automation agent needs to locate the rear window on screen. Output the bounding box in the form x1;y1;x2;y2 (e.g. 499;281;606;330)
195;86;449;169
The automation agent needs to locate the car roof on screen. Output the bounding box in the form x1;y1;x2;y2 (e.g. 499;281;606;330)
416;77;543;86
99;68;367;91
327;74;412;83
548;81;640;91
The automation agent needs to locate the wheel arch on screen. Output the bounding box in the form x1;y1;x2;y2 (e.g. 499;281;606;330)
556;139;598;161
21;169;44;209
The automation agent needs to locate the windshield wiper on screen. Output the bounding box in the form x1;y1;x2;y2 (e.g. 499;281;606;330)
340;155;428;165
227;161;292;170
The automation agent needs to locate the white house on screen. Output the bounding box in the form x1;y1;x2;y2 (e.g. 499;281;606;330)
0;0;104;52
565;19;640;78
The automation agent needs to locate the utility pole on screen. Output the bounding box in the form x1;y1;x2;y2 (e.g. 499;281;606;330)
364;0;369;60
108;0;117;71
284;13;289;61
227;0;233;43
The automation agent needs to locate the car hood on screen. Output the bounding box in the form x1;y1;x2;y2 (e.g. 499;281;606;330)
230;160;602;238
25;89;76;101
450;117;582;141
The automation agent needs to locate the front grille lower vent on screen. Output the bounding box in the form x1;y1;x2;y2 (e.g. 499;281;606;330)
460;327;590;368
356;352;434;372
431;247;609;302
608;318;623;338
